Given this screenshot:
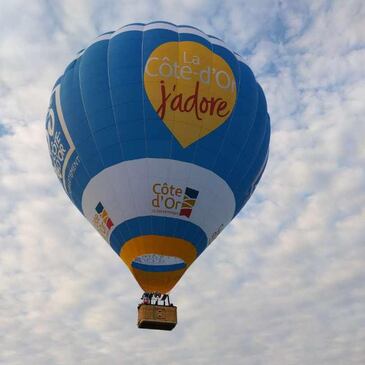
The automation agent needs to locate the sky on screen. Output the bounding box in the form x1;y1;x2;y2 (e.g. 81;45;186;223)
0;0;364;364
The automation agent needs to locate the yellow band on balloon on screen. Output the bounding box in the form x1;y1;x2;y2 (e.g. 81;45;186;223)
130;268;187;294
119;235;197;293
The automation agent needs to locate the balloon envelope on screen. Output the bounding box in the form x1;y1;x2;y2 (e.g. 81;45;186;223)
46;22;270;293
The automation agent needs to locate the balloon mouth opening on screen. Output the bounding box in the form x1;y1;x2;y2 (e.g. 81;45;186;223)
120;235;196;292
131;254;187;272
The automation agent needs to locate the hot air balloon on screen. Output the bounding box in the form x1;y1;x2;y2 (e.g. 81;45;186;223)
45;21;270;330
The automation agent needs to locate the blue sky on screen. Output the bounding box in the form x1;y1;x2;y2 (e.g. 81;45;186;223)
0;1;364;364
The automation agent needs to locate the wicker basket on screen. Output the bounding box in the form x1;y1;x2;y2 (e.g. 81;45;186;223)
137;304;177;330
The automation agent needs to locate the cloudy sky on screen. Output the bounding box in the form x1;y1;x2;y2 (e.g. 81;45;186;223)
1;0;364;364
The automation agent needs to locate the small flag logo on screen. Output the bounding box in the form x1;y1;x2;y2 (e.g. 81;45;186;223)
179;187;199;218
93;202;114;238
95;202;114;229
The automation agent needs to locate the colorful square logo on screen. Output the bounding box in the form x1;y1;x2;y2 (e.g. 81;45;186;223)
179;187;199;218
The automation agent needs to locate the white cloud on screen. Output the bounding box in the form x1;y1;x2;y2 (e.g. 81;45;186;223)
1;1;364;364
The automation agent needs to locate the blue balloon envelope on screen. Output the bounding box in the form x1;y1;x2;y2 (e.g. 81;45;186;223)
46;22;270;293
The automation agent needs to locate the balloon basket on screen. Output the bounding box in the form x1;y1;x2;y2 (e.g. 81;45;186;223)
137;304;177;331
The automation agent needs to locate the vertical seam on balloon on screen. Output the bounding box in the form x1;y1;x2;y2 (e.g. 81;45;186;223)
61;66;92;180
106;33;124;160
140;24;153;237
234;102;270;214
58;66;93;188
186;35;209;182
55;73;89;210
198;50;242;232
77;55;106;182
166;24;180;240
243;117;270;189
211;51;242;175
106;32;135;244
251;127;270;192
187;34;214;249
138;24;148;240
182;35;207;250
78;49;124;242
64;64;104;214
100;37;127;247
225;68;260;180
170;26;183;242
77;52;107;172
236;121;270;215
214;56;247;191
102;37;127;245
103;34;127;249
227;79;263;182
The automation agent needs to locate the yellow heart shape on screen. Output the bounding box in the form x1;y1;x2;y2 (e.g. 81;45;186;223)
144;41;237;148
